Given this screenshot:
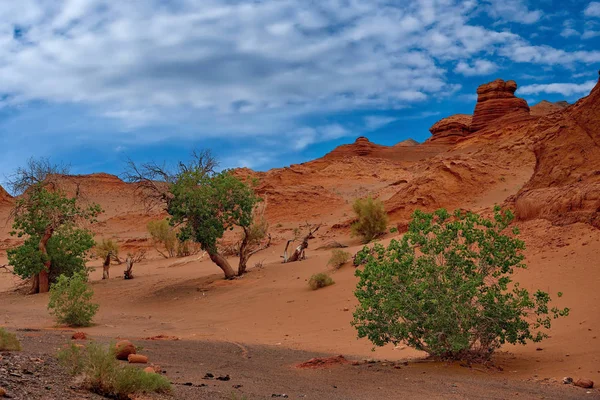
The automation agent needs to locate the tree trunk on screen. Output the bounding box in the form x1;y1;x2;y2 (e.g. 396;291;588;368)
208;251;236;279
37;226;54;293
237;228;250;276
124;257;134;279
102;254;111;279
29;274;40;295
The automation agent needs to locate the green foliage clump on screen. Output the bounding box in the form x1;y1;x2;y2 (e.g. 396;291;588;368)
389;226;398;233
351;197;388;243
48;271;99;327
95;238;119;260
352;207;569;361
308;273;335;290
58;343;171;399
0;327;21;351
327;249;351;269
147;219;178;258
7;187;100;283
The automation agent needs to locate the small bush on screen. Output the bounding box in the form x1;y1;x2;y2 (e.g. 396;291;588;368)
308;273;335;290
147;219;177;258
352;207;569;361
95;238;119;260
351;197;388;243
58;343;170;399
48;271;99;327
389;226;398;233
327;249;351;269
0;328;21;351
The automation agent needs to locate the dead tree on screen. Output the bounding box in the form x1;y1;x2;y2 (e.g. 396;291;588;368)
124;250;147;280
238;232;272;275
283;223;321;263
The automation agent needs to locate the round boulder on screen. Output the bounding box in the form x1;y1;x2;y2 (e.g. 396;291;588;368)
115;340;136;360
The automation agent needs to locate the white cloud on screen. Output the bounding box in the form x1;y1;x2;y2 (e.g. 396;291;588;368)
484;0;542;24
454;60;498;76
364;116;397;130
585;2;600;17
518;80;597;96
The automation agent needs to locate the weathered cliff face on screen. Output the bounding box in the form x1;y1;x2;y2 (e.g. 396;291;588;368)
0;185;11;204
512;75;600;228
427;114;472;144
470;79;530;132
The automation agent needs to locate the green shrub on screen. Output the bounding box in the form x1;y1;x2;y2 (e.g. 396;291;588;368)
147;219;177;258
327;249;351;269
0;328;21;351
389;226;398;233
95;238;119;260
58;343;170;399
48;271;99;327
352;207;569;361
308;273;335;290
351;197;388;243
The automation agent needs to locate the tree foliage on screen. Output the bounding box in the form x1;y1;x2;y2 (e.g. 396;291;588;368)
352;207;569;361
351;197;388;243
147;219;177;258
48;271;99;327
95;238;120;261
8;185;100;291
125;151;262;279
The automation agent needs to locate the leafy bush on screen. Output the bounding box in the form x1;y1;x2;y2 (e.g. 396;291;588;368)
327;249;351;269
308;273;335;290
58;343;170;399
352;207;569;361
147;219;177;258
48;271;99;327
0;328;21;351
351;197;388;243
95;238;119;260
389;226;398;233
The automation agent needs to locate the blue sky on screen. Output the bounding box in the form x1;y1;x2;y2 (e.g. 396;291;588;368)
0;1;599;182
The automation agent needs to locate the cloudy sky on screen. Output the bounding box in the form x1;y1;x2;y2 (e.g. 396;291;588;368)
0;0;599;182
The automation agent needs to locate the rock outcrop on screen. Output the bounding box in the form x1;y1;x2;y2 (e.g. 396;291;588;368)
0;185;11;204
470;79;530;132
427;114;472;144
530;100;569;117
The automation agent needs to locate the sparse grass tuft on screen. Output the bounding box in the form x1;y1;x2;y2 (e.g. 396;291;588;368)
0;328;21;351
58;342;170;399
308;273;335;290
327;249;351;269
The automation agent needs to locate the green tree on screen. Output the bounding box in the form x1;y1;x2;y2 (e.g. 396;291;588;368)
95;239;120;279
48;271;99;327
351;197;388;243
352;207;569;361
125;150;262;279
7;159;101;293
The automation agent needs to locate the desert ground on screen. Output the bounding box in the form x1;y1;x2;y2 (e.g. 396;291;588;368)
1;76;600;399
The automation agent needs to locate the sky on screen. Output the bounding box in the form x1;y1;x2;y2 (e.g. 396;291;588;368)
0;0;599;183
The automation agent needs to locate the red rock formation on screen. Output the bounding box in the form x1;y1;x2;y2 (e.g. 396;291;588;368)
470;79;530;132
0;185;11;204
427;114;472;144
530;100;569;117
512;75;600;227
324;137;447;162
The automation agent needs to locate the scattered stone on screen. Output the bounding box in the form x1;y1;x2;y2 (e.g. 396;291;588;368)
203;372;215;380
563;377;573;384
232;384;243;389
71;332;87;340
115;340;136;360
535;347;543;351
216;375;230;381
143;367;156;374
0;387;6;397
127;354;148;364
574;379;594;389
271;394;288;398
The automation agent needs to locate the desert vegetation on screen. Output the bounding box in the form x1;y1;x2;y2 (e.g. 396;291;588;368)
0;328;21;351
48;271;99;327
308;272;335;290
327;249;351;269
351;197;388;243
6;158;102;293
352;207;569;361
58;342;171;399
95;238;120;279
